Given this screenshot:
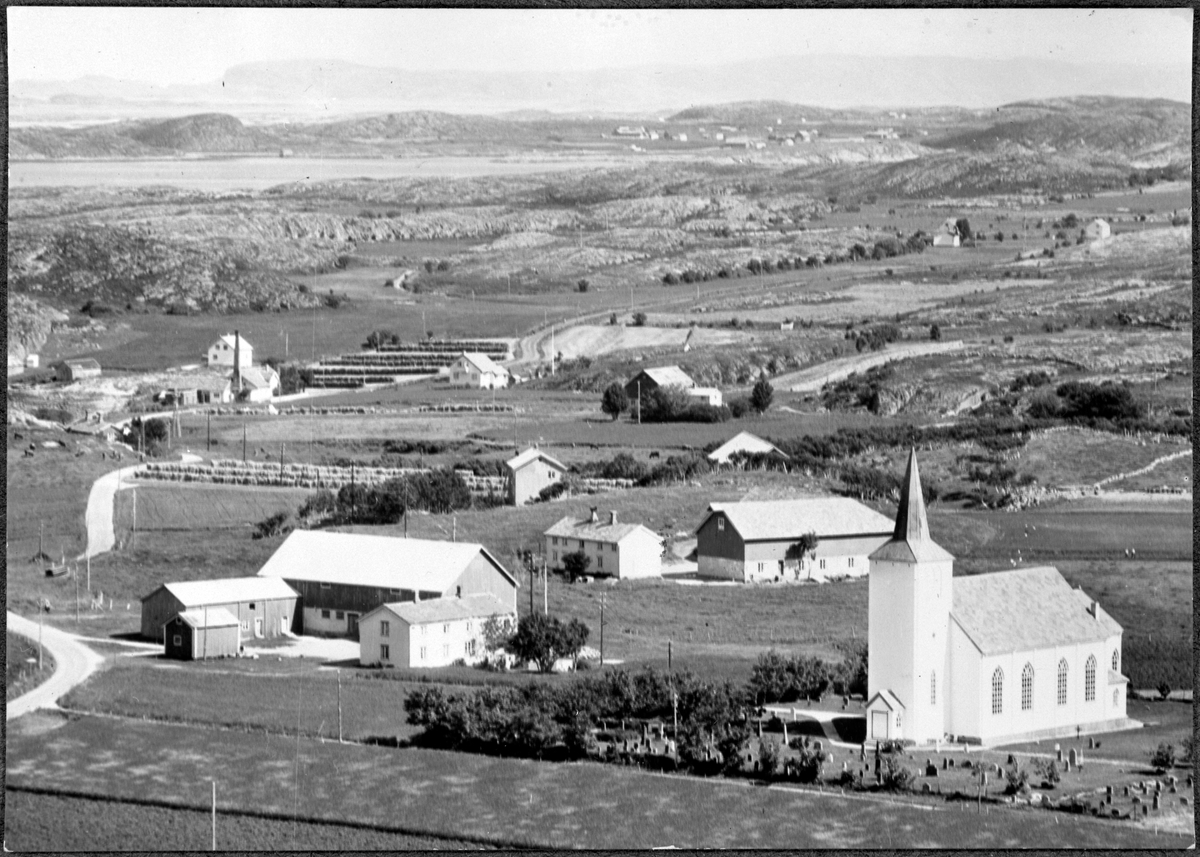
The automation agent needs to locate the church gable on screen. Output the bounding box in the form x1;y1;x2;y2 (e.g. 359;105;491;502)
951;566;1122;656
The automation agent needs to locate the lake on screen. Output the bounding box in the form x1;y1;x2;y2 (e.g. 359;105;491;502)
8;155;630;192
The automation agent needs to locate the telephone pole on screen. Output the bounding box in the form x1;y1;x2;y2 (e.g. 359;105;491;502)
599;597;606;666
337;670;344;743
242;422;247;462
211;780;217;851
206;411;211;452
542;559;548;615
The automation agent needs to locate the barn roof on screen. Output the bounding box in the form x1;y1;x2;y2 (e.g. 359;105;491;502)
63;358;101;371
174;607;240;629
951;566;1122;656
506;447;567;473
457;352;508;375
544;514;659;545
370;593;513;626
144;576;298;606
699;498;894;541
256;530;517;591
633;366;695;389
707;431;789;464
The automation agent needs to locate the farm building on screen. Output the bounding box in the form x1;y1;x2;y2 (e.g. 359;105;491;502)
157;373;233;406
545;509;663;579
386;269;415;289
256;530;518;639
359;593;515;669
206;333;253;369
506;447;568;506
1084;218;1112;241
866;450;1136;746
140;577;300;642
687;387;723;406
707;431;789;465
932;218;961;247
54;358;102;382
163;608;241;660
7;354;24;377
623;366;696;402
695;498;893;583
233;365;280;402
448;352;510;389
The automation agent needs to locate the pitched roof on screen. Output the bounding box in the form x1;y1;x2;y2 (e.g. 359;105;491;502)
175;607;240;629
701;498;894;541
951;566;1122;656
256;530;517;591
635;366;695;389
544;514;660;545
866;689;906;711
234;366;278;390
457;352;508;375
145;576;298;606
216;333;253;350
63;358;102;370
506;447;567;472
870;449;954;563
371;593;513;626
707;431;789;464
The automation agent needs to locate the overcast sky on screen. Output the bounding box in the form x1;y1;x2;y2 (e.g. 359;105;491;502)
8;7;1193;83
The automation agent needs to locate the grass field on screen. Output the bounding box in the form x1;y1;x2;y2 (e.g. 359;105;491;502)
3;788;481;851
6;714;1185;849
115;482;311;533
6;631;56;702
1017;432;1190;489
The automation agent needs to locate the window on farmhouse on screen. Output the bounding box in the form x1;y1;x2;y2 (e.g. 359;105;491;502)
848;557;854;567
380;621;390;637
443;623;450;633
717;518;725;533
249;603;256;610
597;557;603;569
380;644;389;660
931;670;936;705
173;635;182;647
320;582;331;589
420;647;426;660
321;610;330;619
336;611;344;620
819;559;826;570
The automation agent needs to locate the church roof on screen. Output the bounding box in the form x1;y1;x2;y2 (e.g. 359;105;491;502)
951;566;1122;656
870;449;954;563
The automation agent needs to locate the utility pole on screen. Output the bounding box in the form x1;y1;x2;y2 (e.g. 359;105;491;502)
86;550;90;594
668;639;672;672
599;596;605;666
38;604;44;670
206;411;211;452
75;567;80;623
279;442;285;484
337;669;344;743
528;559;535;614
132;486;137;548
543;558;548;615
211;780;217;851
242;423;247;462
637;381;642;424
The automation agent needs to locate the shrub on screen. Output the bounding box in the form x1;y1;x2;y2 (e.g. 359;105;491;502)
879;757;914;791
436;260;451;272
757;738;782;778
1003;760;1030;795
632;312;647;327
253;511;292;540
577;279;590;292
750;376;774;414
562;550;592;582
662;272;679;285
727;396;751;419
930;323;941;341
1150;742;1176;771
600;382;629;421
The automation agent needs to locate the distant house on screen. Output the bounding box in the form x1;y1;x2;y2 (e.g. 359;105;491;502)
386;270;415;289
157;373;233;407
235;365;280;402
723;136;753;149
8;354;24;377
448;352;510;389
695;498;894;583
613;126;648;138
163;608;241;660
933;218;962;248
545;509;663;579
707;431;789;465
676;133;688;142
55;358;102;382
359;593;515;669
506;447;568;506
623;366;697;402
687;387;723;407
140;576;300;642
1084;218;1112;241
207;333;253;369
256;530;518;639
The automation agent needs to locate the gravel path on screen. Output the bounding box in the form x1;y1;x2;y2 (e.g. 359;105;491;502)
6;612;106;721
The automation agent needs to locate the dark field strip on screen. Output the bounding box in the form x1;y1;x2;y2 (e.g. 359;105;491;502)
4;715;1177;849
4;787;490;851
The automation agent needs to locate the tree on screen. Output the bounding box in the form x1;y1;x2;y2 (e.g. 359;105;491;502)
363;329;399;350
632;312;647;327
562;550;592;582
482;615;514;654
955;217;973;241
929;323;942;341
757;738;781;778
577;279;590;293
601;382;629;421
1150;742;1176;771
785;531;819;566
507;612;590;673
880;756;914;791
750;375;774;414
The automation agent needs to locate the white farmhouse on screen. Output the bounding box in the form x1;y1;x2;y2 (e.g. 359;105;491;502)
207;333;253;369
545;509;663;579
232;365;280;403
359;593;515;669
1084;218;1112;241
866;450;1137;746
932;218;961;248
448;352;510;389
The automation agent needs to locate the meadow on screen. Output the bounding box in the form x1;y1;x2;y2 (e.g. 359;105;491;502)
6;714;1183;849
6;631;56;702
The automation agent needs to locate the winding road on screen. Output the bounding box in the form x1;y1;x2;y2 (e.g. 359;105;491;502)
6;612;105;721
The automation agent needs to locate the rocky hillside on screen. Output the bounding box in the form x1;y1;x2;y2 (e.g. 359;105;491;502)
11;113;275;158
7;294;69;360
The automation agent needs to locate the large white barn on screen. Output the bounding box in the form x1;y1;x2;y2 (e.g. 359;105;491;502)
866;451;1138;746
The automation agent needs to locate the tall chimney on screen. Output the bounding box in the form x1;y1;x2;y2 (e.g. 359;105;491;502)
609;511;618;525
232;330;242;393
589;507;598;524
1088;600;1098;619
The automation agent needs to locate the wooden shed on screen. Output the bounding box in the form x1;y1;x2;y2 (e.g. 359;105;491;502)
55;358;102;382
141;577;299;642
164;608;240;660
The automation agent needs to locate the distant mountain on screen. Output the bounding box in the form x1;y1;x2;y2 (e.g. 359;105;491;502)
11;54;1191;123
11;114;277;159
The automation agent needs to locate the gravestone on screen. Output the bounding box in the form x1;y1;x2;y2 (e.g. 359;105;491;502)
1152;795;1160;811
1056;748;1063;762
948;758;955;768
1169;786;1177;794
1181;797;1190;807
842;761;848;773
1007;754;1016;765
1123;786;1129;797
1106;786;1113;796
1068;748;1078;767
926;765;938;777
1142;805;1149;817
813;740;822;752
922;782;932;794
782;723;789;744
1133;796;1142;805
942;758;949;770
1088;737;1095;749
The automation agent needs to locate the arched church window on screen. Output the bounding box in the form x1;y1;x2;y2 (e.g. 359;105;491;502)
1084;655;1096;701
1057;659;1068;705
991;668;1004;715
1111;649;1119;672
1021;663;1034;711
931;670;937;705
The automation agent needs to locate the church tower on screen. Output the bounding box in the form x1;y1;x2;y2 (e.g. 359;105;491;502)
866;449;954;744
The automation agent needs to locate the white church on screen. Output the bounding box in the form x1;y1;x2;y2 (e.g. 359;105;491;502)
865;451;1139;747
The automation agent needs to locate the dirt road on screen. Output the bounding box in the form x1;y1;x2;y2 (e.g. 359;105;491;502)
6;612;105;721
772;340;966;393
78;464;143;560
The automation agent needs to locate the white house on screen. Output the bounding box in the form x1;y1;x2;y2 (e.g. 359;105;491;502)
932;218;961;248
866;450;1137;747
207;333;253;369
506;447;568;506
359;593;515;669
448;352;510;389
707;431;789;466
545;509;663;579
694;498;894;583
233;365;280;402
1084;218;1112;241
687;387;723;407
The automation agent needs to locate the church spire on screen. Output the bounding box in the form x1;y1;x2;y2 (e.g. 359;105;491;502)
893;448;930;545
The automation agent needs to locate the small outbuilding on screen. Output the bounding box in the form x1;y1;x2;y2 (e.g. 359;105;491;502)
1084;218;1111;241
55;358;102;382
141;576;300;642
359;593;516;669
448;352;510;389
506;447;568;506
234;365;280;402
932;218;961;248
164;608;241;660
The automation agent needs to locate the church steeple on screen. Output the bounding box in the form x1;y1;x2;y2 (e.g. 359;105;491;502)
870;449;953;563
